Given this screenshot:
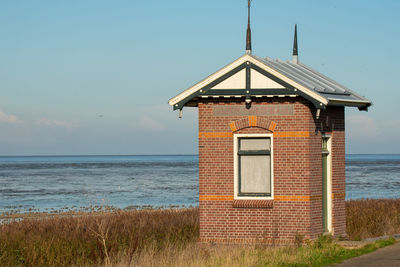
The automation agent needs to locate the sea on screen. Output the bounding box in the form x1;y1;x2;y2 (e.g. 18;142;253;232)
0;154;399;213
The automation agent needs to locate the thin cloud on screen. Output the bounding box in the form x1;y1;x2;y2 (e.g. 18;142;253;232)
346;115;400;153
35;118;78;130
139;116;166;132
0;109;24;124
347;114;379;139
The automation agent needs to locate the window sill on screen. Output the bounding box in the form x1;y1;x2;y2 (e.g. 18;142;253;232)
232;199;273;208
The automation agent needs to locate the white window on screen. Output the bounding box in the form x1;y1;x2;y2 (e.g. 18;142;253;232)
234;134;274;200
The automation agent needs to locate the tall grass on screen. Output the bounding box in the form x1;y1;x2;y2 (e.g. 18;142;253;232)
0;208;199;266
346;198;400;240
0;199;400;266
125;236;395;267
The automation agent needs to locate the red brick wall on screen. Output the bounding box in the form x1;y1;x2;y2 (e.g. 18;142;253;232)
321;107;346;237
198;96;346;244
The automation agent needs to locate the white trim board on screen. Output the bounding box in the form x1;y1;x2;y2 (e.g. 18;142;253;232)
168;54;329;107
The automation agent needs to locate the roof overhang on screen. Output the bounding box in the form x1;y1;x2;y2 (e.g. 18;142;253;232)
168;54;371;111
327;98;372;111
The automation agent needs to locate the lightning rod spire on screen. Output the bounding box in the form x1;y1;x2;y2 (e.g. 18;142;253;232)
292;24;299;64
246;0;252;54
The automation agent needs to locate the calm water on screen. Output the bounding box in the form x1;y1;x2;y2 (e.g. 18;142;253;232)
0;154;399;213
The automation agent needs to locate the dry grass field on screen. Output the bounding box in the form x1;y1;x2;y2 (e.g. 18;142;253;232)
0;199;399;266
0;208;198;266
346;198;400;240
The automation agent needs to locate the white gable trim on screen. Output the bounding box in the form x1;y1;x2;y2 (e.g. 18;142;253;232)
168;54;328;107
168;55;249;107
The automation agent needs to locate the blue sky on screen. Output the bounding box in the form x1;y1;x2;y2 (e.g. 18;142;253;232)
0;0;399;155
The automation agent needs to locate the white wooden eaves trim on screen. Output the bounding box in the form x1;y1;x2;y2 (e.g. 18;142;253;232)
168;54;329;107
168;54;249;106
327;98;372;106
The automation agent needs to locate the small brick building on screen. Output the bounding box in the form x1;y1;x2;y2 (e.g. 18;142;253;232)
169;23;371;244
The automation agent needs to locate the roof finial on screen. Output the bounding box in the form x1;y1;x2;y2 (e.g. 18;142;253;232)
246;0;252;54
292;24;299;64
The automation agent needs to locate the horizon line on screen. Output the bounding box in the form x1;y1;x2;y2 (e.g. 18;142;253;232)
0;153;400;157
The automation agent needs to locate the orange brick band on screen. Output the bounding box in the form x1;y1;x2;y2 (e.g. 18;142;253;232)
273;131;310;138
332;193;345;200
199;195;234;201
198;237;294;245
229;122;237;132
199;131;310;138
199;195;322;202
275;195;322;202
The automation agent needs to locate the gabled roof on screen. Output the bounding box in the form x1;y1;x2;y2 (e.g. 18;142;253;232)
258;56;371;108
168;54;371;111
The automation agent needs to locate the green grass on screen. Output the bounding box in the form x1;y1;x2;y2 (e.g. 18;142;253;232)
128;236;396;267
268;236;397;267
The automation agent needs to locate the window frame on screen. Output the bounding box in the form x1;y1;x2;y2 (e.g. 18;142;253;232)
234;133;274;200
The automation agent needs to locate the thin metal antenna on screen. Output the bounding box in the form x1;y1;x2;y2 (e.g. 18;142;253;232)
246;0;252;54
292;24;299;63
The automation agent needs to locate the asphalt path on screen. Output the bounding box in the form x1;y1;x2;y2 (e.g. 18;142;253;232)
336;241;400;267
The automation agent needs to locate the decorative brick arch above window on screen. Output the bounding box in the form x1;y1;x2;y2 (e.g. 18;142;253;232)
229;116;277;132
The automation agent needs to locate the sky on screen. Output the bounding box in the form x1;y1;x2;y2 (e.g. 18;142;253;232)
0;0;399;155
